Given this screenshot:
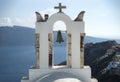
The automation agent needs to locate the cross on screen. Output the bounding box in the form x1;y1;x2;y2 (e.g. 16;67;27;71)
54;3;66;13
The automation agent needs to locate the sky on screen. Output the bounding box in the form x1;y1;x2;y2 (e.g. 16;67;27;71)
0;0;120;39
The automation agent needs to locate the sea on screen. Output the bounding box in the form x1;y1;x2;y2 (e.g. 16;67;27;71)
0;46;66;82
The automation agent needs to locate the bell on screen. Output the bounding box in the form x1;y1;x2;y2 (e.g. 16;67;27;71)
56;30;64;44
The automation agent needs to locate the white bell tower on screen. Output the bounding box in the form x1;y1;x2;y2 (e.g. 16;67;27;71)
21;3;98;82
35;3;85;69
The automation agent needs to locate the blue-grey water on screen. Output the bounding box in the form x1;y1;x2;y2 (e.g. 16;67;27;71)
53;32;67;65
0;46;35;82
0;46;66;82
54;46;66;65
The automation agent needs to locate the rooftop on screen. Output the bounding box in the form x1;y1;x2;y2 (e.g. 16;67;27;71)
35;72;82;82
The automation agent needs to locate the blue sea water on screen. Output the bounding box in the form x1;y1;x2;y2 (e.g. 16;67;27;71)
53;46;66;65
0;46;36;82
0;46;66;82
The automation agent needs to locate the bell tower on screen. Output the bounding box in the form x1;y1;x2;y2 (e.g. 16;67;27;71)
21;3;98;82
35;3;86;69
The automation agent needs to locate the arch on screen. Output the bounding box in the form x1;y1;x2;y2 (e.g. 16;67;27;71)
52;21;67;66
47;13;72;67
53;21;66;31
47;13;72;33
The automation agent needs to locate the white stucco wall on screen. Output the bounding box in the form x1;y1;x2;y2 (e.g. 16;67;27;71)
36;12;84;69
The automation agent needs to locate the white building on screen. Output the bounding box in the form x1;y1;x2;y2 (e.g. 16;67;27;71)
107;52;120;70
21;3;98;82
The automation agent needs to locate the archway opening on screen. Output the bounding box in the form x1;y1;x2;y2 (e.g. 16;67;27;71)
53;21;67;66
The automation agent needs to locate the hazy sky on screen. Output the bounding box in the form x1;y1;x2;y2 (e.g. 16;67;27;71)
0;0;120;39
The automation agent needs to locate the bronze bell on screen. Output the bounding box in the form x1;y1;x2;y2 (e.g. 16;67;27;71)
56;30;64;44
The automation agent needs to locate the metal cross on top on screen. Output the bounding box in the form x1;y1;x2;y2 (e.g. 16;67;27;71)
54;3;66;13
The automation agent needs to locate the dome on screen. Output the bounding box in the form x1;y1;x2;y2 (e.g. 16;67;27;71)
36;72;82;82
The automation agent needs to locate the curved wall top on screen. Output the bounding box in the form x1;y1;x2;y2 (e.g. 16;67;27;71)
46;13;73;33
47;13;72;24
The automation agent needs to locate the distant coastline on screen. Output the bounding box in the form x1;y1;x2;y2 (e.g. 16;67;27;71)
0;26;119;47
